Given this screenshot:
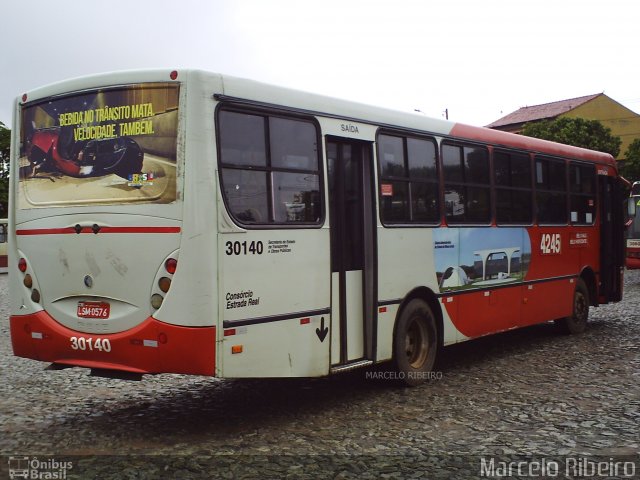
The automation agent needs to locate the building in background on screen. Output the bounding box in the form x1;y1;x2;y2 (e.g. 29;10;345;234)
487;94;640;161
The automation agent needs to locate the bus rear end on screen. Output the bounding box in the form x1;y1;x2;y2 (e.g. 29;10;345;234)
9;71;216;377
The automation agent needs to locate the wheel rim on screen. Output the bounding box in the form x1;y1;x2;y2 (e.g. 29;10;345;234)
405;316;429;368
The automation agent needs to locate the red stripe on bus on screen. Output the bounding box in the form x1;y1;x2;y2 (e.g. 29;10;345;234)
16;226;181;235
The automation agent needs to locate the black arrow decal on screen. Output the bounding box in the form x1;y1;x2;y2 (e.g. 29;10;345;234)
316;317;328;342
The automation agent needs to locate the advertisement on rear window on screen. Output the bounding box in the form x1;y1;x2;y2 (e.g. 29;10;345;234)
19;82;179;208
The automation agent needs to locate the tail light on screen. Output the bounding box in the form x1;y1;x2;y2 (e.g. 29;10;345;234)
17;255;41;304
150;251;179;311
158;277;172;293
165;258;177;274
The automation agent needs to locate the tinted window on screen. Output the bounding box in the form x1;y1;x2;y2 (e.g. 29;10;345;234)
442;144;463;183
535;156;567;224
380;181;409;222
378;133;439;224
494;150;533;225
219;110;321;226
378;135;405;177
270;117;317;171
219;111;267;167
464;146;489;184
569;163;596;225
222;169;269;222
442;142;490;224
407;138;437;180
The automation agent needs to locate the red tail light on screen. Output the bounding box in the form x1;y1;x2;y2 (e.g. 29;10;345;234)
165;258;177;274
18;258;27;272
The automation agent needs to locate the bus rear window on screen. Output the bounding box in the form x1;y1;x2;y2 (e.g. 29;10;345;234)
19;82;179;208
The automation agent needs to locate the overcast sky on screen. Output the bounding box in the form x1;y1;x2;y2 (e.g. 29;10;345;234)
1;0;638;129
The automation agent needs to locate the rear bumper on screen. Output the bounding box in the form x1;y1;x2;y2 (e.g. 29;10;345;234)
10;312;216;376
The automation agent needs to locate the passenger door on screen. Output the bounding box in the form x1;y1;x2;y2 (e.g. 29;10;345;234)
326;137;377;367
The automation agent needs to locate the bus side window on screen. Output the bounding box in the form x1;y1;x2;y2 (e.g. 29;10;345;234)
570;163;596;225
535;156;567;225
442;143;491;224
494;150;533;225
218;109;321;226
377;133;439;224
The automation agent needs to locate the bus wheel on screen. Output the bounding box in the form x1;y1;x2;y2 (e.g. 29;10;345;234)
394;299;438;386
557;278;589;334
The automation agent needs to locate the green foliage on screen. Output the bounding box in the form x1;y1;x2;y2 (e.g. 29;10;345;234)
620;138;640;182
521;117;622;158
0;121;9;217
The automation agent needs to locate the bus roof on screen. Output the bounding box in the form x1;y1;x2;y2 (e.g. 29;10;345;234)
18;69;617;168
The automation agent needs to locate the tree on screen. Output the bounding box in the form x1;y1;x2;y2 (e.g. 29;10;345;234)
620;138;640;182
0;121;9;217
521;117;622;158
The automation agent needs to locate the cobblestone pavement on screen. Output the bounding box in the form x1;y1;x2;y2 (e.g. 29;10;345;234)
0;272;638;479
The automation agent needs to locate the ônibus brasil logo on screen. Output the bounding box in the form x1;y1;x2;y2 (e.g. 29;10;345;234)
8;456;73;479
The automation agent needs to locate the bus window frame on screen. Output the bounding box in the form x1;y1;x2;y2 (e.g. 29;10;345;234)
215;104;326;230
376;129;441;227
440;139;492;226
534;154;569;226
568;160;597;226
492;148;535;227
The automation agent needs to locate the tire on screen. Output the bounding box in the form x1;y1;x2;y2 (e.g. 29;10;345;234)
557;278;589;334
393;299;438;386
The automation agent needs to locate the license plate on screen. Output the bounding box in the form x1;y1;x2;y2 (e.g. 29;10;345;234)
77;301;110;319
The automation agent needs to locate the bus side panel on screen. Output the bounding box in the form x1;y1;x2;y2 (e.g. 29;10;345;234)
522;227;592;324
435;227;529;339
376;303;399;360
220;314;330;378
526;227;585;280
218;228;331;378
521;279;574;327
455;287;522;338
376;227;462;358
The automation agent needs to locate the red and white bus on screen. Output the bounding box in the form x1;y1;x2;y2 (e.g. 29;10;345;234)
9;70;626;385
626;181;640;269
